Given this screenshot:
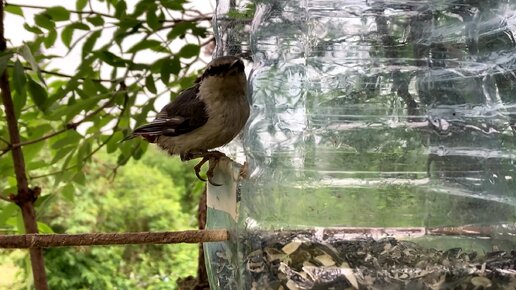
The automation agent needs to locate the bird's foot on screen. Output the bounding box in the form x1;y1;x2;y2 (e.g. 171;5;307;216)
193;151;227;186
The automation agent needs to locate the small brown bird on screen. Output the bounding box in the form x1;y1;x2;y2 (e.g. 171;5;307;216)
128;56;249;185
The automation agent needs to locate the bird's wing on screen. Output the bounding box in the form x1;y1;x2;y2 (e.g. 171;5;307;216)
131;84;208;139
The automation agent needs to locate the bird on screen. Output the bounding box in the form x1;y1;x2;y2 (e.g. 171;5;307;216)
127;56;249;185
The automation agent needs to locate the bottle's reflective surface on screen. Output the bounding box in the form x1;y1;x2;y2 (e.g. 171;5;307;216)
209;0;516;289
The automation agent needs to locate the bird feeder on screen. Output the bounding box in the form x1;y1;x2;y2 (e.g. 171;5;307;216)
204;1;516;289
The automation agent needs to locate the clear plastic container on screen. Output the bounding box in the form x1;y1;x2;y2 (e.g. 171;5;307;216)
206;1;516;289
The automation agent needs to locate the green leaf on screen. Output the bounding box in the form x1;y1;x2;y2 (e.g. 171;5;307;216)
12;59;27;116
5;5;24;17
168;57;181;74
82;30;101;58
159;57;181;85
76;140;92;167
127;39;162;53
97;50;126;67
37;221;55;233
166;22;196;40
76;0;88;11
115;0;127;18
178;44;200;58
146;10;161;30
145;75;157;94
51;131;82;149
46;6;70;22
44;29;58;48
51;146;76;164
34;13;55;30
73;171;86;185
27;77;48;112
62;23;90;48
61;183;75;202
0;204;18;226
160;0;186;10
0;52;11;75
106;131;124;153
54;95;104;122
20;44;46;86
24;23;43;34
86;15;104;26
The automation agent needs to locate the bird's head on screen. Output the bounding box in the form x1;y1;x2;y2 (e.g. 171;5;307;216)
197;56;247;99
201;56;245;79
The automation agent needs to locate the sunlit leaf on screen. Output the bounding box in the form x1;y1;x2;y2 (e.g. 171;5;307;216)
20;44;46;86
0;203;18;226
37;221;54;233
5;5;23;17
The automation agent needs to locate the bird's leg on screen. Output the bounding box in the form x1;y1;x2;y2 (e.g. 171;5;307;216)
180;150;207;161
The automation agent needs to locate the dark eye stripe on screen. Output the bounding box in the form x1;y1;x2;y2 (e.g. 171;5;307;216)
204;63;232;76
203;60;245;77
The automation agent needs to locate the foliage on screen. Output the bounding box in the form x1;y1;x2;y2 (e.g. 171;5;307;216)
0;0;212;288
39;148;200;290
0;0;211;228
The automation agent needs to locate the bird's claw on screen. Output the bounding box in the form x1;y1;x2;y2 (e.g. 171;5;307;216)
192;151;226;186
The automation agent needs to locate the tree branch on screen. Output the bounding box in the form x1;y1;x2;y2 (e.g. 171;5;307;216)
0;1;49;288
0;229;229;248
12;64;117;83
3;90;122;154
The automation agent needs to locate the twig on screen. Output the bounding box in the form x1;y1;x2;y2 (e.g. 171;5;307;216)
0;136;9;145
0;194;13;202
0;229;229;248
5;2;115;19
0;1;49;288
